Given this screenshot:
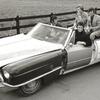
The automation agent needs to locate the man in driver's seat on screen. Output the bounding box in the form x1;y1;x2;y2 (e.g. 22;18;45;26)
75;22;92;47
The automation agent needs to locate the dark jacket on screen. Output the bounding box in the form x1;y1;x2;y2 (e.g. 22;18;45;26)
75;29;92;46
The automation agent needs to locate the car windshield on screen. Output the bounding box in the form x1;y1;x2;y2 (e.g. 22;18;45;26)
30;24;70;45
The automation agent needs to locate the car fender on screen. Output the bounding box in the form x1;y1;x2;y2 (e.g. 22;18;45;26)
2;50;64;87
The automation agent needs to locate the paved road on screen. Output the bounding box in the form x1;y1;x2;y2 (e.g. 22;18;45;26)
0;63;100;100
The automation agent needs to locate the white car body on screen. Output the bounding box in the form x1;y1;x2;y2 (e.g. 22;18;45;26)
0;23;99;75
0;23;100;96
0;31;63;67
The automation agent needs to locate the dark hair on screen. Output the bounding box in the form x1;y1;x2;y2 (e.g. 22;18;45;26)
76;5;84;11
88;7;95;13
77;22;84;27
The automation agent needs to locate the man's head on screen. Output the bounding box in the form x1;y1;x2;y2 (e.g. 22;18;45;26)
88;7;95;17
76;4;84;14
77;22;84;32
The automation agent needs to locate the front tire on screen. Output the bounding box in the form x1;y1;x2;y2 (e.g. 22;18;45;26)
18;79;41;96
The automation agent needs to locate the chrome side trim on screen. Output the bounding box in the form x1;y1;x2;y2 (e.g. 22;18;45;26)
16;63;52;77
2;66;62;88
67;57;91;65
63;64;91;75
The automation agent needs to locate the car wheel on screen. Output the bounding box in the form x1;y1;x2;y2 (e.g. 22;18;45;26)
18;79;41;96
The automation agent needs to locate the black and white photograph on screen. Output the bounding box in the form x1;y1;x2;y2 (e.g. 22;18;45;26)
0;0;100;100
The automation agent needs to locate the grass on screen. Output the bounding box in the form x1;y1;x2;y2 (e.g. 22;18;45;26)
0;0;100;17
0;0;100;37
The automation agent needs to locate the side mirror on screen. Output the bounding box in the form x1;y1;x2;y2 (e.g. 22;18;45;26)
69;43;73;47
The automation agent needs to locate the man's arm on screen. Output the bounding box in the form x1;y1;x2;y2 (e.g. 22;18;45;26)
90;25;100;31
90;15;100;31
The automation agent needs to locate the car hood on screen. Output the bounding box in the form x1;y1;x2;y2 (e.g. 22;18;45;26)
0;34;63;67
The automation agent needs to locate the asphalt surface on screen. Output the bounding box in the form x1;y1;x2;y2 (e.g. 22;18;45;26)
0;63;100;100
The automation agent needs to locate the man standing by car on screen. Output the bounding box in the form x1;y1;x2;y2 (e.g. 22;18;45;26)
87;7;100;40
74;4;88;28
50;14;62;27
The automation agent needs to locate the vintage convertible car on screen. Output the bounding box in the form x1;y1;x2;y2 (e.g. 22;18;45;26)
0;23;100;96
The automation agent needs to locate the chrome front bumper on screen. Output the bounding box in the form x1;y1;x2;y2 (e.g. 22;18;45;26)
0;74;16;92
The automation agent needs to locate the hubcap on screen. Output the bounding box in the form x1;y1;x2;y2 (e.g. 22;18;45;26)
22;81;39;93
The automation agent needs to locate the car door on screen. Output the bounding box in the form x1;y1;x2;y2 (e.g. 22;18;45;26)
65;31;92;69
92;39;100;63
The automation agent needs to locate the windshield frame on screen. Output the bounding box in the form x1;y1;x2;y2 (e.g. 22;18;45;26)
27;23;72;47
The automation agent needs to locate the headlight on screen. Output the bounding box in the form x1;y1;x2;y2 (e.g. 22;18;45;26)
3;70;10;79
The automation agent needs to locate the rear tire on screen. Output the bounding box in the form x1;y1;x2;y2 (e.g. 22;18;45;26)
18;79;41;96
